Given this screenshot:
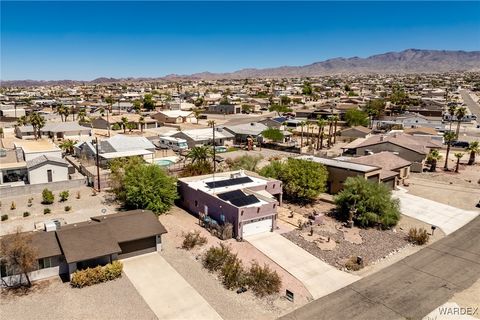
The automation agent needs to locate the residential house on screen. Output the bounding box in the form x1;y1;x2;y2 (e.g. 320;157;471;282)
1;210;167;285
178;170;282;238
26;155;69;184
208;104;241;115
171;128;234;148
151;110;193;124
338;126;372;142
14;140;62;162
91;114;158;130
223;122;268;144
0;148;27;185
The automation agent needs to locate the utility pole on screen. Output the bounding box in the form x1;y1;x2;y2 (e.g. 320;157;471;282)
212;122;216;173
95;137;101;192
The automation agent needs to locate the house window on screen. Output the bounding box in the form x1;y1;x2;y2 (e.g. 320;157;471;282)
241;210;244;216
0;262;18;277
257;208;260;213
273;184;276;189
194;200;198;207
273;204;276;209
39;257;52;269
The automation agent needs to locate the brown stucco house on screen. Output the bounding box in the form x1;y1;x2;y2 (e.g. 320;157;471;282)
178;170;282;239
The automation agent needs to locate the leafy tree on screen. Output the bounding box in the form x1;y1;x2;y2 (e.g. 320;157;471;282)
59;190;69;202
0;230;38;287
261;128;284;142
132;99;142;113
427;149;442;172
334;176;400;229
109;157;145;196
59;139;75;155
344;109;369;127
187;146;212;163
454;153;464;173
466;141;479;165
194;97;204;107
42;188;54;204
111;159;177;214
280;96;291;105
443;131;456;170
225;155;263;171
302;82;313;95
259;158;328;203
241;104;254;114
143;94;156;110
192;108;202;124
364;99;386;119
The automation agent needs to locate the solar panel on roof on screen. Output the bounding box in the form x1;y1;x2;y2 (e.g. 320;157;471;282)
230;195;260;207
205;176;253;188
217;190;246;201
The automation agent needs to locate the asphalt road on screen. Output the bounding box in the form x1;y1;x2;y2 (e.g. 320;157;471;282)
460;89;480;117
280;216;480;320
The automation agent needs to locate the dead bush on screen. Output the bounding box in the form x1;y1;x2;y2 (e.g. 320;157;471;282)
202;243;233;272
182;231;207;250
221;253;246;289
407;227;429;245
246;261;281;297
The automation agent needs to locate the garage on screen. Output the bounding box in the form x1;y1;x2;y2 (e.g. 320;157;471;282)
242;218;273;237
118;236;157;259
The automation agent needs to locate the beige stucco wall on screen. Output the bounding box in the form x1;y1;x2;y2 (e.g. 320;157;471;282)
28;163;69;184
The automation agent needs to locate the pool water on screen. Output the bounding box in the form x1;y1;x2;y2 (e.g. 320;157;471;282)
155;160;175;166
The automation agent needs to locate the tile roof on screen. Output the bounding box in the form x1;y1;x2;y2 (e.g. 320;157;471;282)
347;151;412;171
350;134;441;155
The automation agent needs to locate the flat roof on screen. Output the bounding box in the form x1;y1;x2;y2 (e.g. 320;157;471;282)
14;140;61;153
100;149;153;159
297;155;380;173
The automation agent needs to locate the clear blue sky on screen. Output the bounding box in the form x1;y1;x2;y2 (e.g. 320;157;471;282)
1;1;479;80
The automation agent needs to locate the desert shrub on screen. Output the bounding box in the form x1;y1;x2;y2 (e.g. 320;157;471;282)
59;190;69;202
345;256;363;271
23;211;30;217
43;208;51;214
65;206;72;212
203;243;233;272
407;227;429;245
71;261;123;288
10;201;16;210
28;197;33;207
182;231;207;250
76;191;81;199
221;253;246;289
246;261;281;297
112;123;121;131
42;189;54;204
1;214;8;221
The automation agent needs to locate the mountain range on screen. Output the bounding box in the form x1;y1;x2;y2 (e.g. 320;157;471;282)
2;49;480;87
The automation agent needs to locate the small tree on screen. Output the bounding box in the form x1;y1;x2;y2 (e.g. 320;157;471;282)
42;189;54;204
454;152;464;173
466;141;479;165
261;128;284;143
427;149;442;172
269;104;292;117
334;177;400;229
344;109;370;127
0;229;38;287
59;190;70;202
59;139;75;155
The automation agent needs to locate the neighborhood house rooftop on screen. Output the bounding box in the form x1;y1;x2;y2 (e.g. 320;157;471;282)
297;155;380;173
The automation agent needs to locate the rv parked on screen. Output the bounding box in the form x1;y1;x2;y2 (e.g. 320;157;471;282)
158;136;189;151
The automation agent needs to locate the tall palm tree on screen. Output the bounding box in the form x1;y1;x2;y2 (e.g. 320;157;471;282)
427;149;442;172
57;105;66;122
316;118;326;150
187;146;211;163
454;106;467;138
447;105;456;131
207;120;216;128
327;116;334;148
78;108;87;123
70;106;76;121
466;141;479;165
121;117;129;134
454;152;464;173
443;131;456;170
139;116;145;133
299;121;306;148
331;115;339;144
29;112;46;140
193;108;201;124
16;115;28;126
60;139;75;155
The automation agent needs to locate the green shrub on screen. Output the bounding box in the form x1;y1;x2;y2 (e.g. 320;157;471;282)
407;228;430;245
10;201;16;210
246;261;281;297
43;208;51;214
203;243;234;272
221;253;246;289
76;191;81;199
42;189;54;204
70;261;123;288
182;231;207;250
59;190;69;202
23;211;30;217
1;214;8;221
65;206;72;212
112;123;121;131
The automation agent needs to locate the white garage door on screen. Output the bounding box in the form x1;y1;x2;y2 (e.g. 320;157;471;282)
242;218;272;237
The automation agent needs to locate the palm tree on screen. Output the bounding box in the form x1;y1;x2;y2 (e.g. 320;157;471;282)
443;131;456;170
57;105;66;122
78;108;87;123
70;106;76;121
193;108;201;124
207;120;216;128
299;121;306;148
447;105;456;131
60;139;75;155
139;116;145;133
454;106;467;138
427;149;442;172
316;118;326;150
327;116;334;147
121;117;129;134
331;115;339;144
454;152;464;173
29;112;46;140
466;141;479;165
187;146;211;163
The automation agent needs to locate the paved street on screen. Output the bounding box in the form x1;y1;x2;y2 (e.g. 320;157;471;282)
280;216;480;320
122;253;222;320
245;232;359;299
393;189;479;235
460;89;480;118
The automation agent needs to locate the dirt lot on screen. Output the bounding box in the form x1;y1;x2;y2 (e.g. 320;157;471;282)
0;277;156;320
158;206;312;320
0;187;120;236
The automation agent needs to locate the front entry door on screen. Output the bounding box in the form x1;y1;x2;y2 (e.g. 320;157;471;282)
47;170;53;182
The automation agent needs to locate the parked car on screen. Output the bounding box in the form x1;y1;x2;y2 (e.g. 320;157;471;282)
452;141;469;148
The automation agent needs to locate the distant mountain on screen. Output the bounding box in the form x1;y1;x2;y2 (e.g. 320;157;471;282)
2;49;479;87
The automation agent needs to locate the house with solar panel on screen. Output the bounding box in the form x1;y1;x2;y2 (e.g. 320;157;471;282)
178;170;283;239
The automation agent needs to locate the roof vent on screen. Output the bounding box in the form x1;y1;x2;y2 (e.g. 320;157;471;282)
250;122;255;126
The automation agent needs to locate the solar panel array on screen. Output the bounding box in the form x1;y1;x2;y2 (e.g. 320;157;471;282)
205;176;253;188
230;195;260;207
217;190;246;201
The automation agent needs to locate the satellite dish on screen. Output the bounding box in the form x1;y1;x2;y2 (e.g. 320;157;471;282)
101;208;107;214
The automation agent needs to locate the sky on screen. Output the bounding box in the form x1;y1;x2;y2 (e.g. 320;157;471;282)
1;1;480;80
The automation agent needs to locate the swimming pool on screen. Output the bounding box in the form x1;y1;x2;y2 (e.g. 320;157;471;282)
155;159;175;167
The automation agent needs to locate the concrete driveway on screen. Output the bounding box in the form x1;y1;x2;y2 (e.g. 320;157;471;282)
122;253;222;320
245;232;359;299
394;190;479;235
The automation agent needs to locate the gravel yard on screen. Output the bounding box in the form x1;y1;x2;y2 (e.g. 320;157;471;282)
159;206;312;320
0;277;156;320
282;214;410;270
